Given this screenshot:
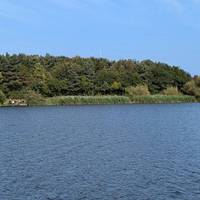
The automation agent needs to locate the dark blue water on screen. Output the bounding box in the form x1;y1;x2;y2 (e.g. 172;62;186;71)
1;104;200;200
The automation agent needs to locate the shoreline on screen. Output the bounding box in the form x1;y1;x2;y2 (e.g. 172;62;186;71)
0;95;197;107
1;103;198;108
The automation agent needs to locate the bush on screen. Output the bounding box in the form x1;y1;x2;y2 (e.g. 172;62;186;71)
183;80;200;97
0;90;6;104
125;85;150;96
23;90;44;106
8;90;26;99
162;86;180;96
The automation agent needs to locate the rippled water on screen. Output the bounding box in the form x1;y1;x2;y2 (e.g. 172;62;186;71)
1;104;200;200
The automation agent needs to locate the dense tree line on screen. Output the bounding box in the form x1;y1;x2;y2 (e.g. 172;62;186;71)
0;54;193;99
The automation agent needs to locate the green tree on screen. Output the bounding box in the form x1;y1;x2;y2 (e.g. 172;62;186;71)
18;65;32;88
111;81;122;94
1;62;23;93
23;90;44;106
0;72;3;89
0;90;6;104
32;63;51;95
0;54;193;97
47;79;68;96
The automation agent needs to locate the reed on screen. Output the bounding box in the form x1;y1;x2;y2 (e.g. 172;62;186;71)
44;95;131;105
129;95;196;104
2;95;196;107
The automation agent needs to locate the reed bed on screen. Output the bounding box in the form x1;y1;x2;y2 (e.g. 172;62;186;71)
130;95;196;104
44;95;131;105
2;95;196;106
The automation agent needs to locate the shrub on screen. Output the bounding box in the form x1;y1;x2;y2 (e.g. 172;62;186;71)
23;90;44;106
125;84;150;96
8;90;26;99
0;90;6;104
183;80;200;97
162;86;180;96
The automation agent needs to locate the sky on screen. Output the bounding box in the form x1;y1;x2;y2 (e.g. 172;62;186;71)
0;0;200;74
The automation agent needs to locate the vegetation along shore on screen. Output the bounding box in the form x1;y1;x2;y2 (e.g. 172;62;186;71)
0;54;199;106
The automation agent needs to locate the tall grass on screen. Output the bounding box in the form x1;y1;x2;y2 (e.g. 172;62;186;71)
2;95;196;107
162;87;180;96
44;95;131;106
44;95;196;106
130;95;196;104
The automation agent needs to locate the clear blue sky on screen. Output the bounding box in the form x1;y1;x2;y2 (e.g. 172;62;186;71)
0;0;199;74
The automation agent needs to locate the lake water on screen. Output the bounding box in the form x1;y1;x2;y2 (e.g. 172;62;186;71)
1;104;200;200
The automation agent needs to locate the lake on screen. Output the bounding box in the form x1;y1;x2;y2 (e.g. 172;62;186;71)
0;104;200;200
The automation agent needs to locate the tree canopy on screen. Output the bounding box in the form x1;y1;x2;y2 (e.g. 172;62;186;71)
0;54;192;98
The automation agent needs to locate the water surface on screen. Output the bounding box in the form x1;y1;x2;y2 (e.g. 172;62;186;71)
0;104;200;200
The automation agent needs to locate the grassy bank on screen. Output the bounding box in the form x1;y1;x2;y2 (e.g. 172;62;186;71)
44;95;196;106
44;95;131;105
1;95;196;107
129;95;196;104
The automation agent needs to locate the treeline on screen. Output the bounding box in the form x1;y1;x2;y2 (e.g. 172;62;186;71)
0;53;199;103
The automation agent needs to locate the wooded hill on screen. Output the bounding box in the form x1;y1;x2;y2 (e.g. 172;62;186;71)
0;53;200;106
0;53;194;98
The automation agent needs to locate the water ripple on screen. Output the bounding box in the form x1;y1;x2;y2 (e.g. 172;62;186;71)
0;104;200;199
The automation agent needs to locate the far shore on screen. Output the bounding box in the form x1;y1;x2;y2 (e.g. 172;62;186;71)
0;95;197;107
